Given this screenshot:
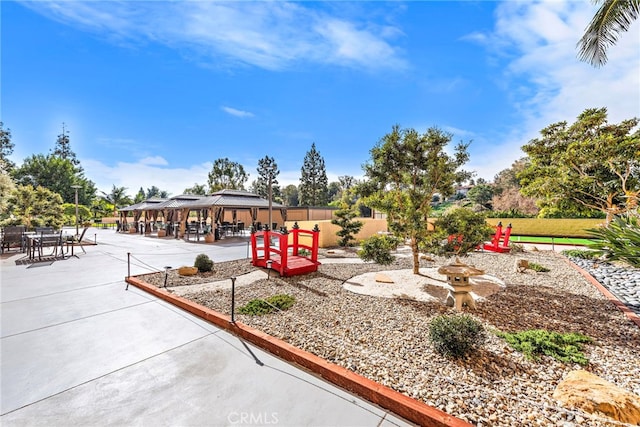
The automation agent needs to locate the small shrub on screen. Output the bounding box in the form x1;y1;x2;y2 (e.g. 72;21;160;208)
238;294;295;315
194;253;214;272
528;262;550;272
358;235;396;265
509;243;526;253
298;248;311;257
497;329;592;366
238;299;272;315
423;208;494;257
266;294;296;310
428;314;486;359
561;249;598;259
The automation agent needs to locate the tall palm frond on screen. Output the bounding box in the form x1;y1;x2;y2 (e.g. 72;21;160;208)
578;0;640;67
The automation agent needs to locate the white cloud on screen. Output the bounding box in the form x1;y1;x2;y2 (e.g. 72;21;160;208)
83;157;211;197
221;106;255;118
315;19;406;69
139;156;168;166
467;0;640;181
22;1;406;71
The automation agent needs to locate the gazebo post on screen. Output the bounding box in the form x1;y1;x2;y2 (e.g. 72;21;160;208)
180;208;189;238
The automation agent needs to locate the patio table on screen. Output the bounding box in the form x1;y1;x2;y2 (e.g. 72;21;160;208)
26;232;67;260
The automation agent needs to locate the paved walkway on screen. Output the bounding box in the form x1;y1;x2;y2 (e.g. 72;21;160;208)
1;228;411;426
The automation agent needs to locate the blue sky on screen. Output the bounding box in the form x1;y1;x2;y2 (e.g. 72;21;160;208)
2;1;639;197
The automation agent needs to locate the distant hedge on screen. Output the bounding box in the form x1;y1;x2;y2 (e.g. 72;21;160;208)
484;218;604;238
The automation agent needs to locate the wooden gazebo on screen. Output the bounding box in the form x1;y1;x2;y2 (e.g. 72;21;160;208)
118;190;286;238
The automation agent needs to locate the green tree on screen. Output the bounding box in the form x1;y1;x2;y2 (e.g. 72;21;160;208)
90;198;114;219
491;159;539;216
253;156;281;202
467;184;494;210
0;169;16;222
578;0;640;67
62;203;92;225
329;176;360;207
422;208;494;257
52;123;80;167
361;125;470;274
145;186;169;199
331;189;364;247
13;154;96;205
5;185;65;229
183;183;207;195
282;184;299;206
207;158;248;192
328;181;341;203
134;187;146;203
299;143;329;206
519;108;639;222
0;121;15;172
101;185;133;212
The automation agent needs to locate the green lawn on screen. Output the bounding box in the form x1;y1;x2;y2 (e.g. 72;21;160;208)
509;236;595;246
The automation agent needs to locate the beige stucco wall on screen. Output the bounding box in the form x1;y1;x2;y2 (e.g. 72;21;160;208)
284;218;388;248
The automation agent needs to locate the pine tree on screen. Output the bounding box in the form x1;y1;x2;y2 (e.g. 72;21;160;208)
53;123;80;167
0;121;15;172
254;156;281;202
134;187;146;203
299;143;328;206
331;189;363;247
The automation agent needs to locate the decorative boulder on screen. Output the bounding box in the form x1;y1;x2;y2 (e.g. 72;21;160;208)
553;370;640;425
178;266;198;276
374;273;394;284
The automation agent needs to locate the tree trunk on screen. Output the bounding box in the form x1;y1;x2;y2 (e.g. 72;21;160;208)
411;236;420;274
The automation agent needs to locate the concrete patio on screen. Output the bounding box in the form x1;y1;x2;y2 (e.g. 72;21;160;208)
1;228;412;426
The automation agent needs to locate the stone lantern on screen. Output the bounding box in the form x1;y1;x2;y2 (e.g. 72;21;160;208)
437;257;485;311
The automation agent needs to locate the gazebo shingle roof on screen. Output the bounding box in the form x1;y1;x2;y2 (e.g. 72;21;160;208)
118;190;282;212
118;198;168;212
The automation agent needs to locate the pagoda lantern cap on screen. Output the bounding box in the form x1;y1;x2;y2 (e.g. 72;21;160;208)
437;257;485;277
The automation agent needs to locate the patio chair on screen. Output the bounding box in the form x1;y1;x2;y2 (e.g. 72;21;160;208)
186;224;200;241
71;226;91;254
35;230;63;260
1;225;26;254
35;226;54;234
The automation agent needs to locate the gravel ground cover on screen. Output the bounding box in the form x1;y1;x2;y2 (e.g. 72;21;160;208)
138;249;640;427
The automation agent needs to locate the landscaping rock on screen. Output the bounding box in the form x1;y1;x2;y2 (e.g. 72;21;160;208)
553;370;640;425
374;273;394;283
178;266;198;276
139;250;640;426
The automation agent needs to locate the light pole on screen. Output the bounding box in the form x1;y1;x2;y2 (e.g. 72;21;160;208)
71;185;81;237
267;164;276;231
268;171;273;231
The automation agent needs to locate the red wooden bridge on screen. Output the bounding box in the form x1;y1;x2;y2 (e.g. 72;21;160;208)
250;223;321;277
483;222;512;253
